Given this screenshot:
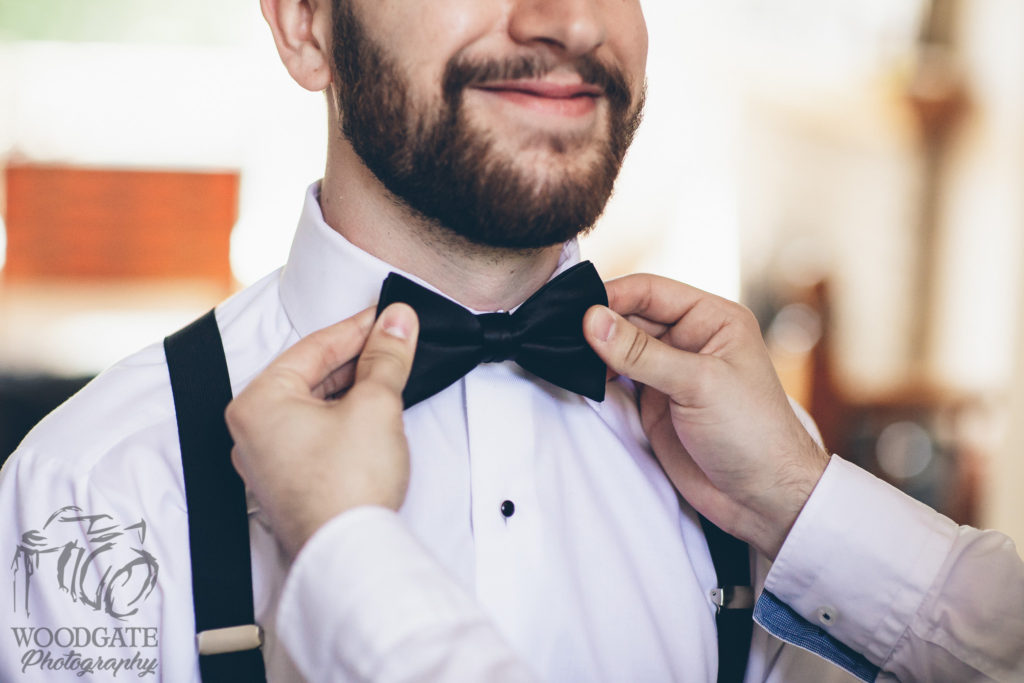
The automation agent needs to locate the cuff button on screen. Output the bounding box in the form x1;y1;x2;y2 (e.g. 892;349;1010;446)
815;606;838;627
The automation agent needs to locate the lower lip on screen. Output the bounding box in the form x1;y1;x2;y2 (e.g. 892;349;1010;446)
485;89;598;117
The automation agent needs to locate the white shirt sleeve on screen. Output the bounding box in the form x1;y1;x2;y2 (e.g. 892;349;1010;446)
765;455;1024;681
275;506;539;683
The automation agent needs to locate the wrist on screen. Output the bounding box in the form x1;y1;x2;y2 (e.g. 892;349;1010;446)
278;489;406;561
745;439;830;559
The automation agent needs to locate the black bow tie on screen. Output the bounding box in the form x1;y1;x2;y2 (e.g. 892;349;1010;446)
376;261;608;409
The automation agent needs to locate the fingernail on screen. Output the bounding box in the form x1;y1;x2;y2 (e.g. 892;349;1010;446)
590;306;616;342
380;305;411;340
383;324;407;340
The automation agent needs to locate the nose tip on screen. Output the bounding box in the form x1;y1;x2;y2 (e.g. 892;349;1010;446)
508;0;607;59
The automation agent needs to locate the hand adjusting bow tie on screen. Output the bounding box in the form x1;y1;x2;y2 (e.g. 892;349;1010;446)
376;261;608;409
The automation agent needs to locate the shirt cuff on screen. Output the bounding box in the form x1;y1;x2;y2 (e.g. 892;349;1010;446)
764;455;958;666
277;507;460;678
277;506;533;682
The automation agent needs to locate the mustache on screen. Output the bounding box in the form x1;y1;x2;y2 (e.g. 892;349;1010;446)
442;54;633;114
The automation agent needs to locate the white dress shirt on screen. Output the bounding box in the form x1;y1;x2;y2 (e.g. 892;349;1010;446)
0;182;855;682
280;458;1024;683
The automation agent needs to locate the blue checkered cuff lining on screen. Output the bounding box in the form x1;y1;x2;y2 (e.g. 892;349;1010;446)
753;590;880;682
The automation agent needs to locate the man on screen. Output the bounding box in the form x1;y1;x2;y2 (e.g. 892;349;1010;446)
0;1;924;681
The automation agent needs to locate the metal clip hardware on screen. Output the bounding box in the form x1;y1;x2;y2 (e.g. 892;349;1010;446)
196;624;264;655
709;586;755;613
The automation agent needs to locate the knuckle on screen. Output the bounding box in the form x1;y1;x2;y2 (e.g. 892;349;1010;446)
360;350;407;382
361;345;410;373
223;397;248;431
229;447;246;475
639;277;655;314
349;380;402;412
735;304;760;331
624;328;650;367
716;302;757;340
688;358;720;397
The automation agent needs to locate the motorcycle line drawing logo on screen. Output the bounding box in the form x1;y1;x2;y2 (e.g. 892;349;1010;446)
11;506;159;620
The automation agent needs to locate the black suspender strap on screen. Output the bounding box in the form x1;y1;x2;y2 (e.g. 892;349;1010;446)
701;515;755;683
164;310;267;683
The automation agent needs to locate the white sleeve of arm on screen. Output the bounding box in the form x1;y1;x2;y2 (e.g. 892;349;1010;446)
276;506;538;683
765;455;1024;682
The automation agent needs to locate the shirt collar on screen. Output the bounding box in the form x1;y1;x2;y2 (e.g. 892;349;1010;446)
279;181;583;338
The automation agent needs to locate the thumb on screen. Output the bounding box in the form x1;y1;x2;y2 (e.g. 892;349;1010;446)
354;303;419;396
584;305;702;401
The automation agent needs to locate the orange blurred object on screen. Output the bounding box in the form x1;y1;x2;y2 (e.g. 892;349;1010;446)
4;163;239;288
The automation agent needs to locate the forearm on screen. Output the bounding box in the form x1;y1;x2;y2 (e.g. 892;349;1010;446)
765;456;1024;681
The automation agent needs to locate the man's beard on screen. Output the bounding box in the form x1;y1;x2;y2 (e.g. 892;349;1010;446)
331;3;644;250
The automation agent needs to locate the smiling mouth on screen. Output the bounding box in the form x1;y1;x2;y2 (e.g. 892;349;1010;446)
471;80;602;117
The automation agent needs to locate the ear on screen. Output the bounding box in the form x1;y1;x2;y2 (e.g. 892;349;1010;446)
261;0;333;91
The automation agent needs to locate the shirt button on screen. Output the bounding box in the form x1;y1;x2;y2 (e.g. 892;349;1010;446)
815;606;838;627
500;500;515;518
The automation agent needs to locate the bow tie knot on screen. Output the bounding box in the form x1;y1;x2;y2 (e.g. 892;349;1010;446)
376;261;609;408
478;312;521;362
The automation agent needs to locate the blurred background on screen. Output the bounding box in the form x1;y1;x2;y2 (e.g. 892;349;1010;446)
0;0;1021;552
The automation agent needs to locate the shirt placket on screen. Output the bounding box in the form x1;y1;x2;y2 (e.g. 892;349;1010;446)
464;363;545;639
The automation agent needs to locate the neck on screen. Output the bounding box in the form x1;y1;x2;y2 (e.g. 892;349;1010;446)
320;145;565;312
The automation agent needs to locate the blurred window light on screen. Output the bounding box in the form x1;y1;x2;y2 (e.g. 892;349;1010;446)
0;0;255;46
689;0;930;106
710;0;927;47
45;310;203;375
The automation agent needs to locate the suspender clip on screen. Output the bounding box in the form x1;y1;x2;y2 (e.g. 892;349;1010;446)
197;624;264;655
709;586;755;612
